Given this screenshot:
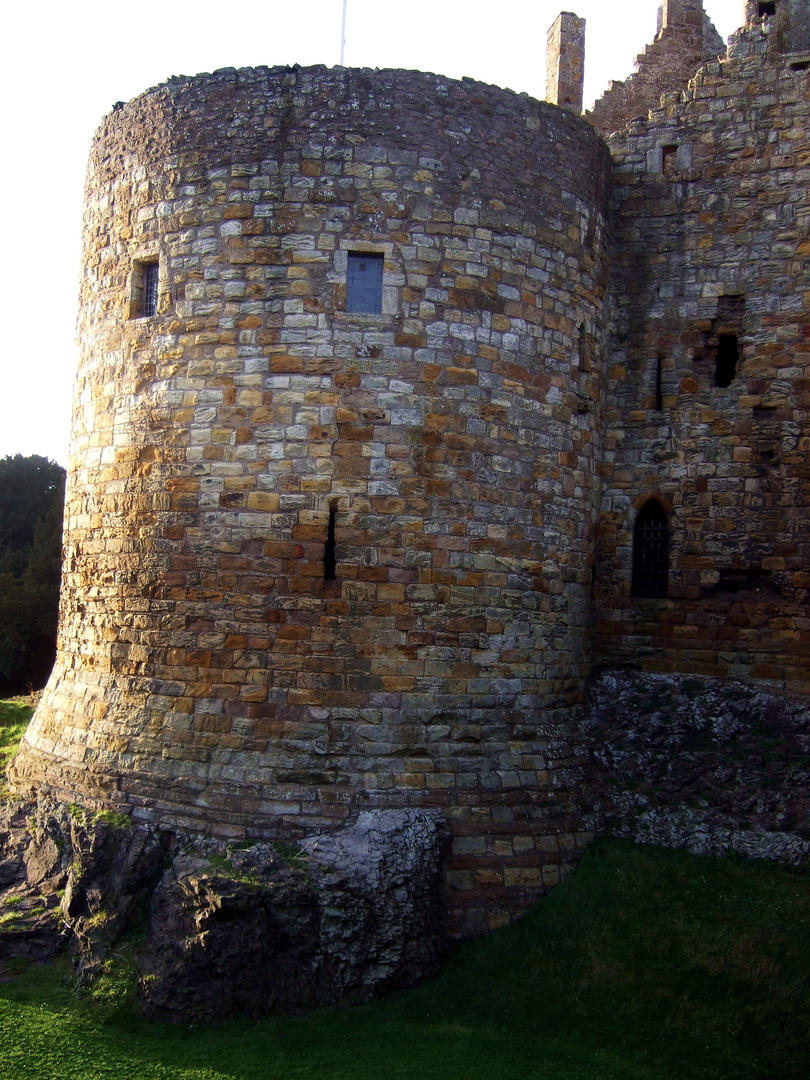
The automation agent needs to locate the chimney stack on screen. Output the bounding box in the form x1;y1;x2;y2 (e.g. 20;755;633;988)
546;11;586;114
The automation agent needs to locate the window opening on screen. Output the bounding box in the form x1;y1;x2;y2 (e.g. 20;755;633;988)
142;262;159;318
131;258;160;320
655;354;664;411
715;334;739;388
632;500;669;599
324;505;337;580
578;324;592;372
662;145;678;178
791;60;810;71
346;252;384;314
758;2;776;17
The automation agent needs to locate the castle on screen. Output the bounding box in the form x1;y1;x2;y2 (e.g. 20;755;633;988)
9;0;810;937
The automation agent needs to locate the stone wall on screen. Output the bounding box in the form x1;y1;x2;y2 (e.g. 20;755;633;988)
10;66;611;936
588;0;725;137
585;670;810;863
594;44;810;693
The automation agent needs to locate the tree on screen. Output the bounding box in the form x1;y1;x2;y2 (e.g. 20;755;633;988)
0;455;66;696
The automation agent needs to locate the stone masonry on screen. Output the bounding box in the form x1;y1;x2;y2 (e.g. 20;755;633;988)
546;12;586;114
8;0;810;936
10;67;609;937
588;0;725;137
595;2;810;692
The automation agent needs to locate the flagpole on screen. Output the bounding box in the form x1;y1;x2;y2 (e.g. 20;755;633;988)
340;0;348;65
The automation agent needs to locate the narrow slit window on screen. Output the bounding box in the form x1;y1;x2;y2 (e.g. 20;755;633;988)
578;323;591;373
324;505;337;581
662;145;678;179
143;262;159;318
632;500;669;599
715;334;739;388
759;2;776;17
346;252;384;314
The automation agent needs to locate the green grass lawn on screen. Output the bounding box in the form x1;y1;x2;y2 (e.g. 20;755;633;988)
0;698;33;779
1;695;809;1080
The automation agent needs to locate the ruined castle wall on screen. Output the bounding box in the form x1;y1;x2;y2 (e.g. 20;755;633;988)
588;0;725;137
10;66;611;934
595;49;810;693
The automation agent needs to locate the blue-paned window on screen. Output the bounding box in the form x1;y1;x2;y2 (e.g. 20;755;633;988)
346;252;384;314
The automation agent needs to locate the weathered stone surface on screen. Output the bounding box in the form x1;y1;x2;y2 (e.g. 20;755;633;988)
0;801;448;1020
588;0;725;136
0;800;165;973
585;670;810;862
595;7;810;689
140;809;449;1022
10;64;608;937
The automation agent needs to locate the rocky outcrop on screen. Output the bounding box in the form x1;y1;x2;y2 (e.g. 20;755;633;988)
0;801;448;1020
139;810;449;1022
585;670;810;862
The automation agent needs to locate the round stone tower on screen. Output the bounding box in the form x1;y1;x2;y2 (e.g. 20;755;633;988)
11;65;611;933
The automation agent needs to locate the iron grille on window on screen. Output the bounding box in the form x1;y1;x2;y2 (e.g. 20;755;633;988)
346;252;383;314
631;500;669;599
143;262;159;318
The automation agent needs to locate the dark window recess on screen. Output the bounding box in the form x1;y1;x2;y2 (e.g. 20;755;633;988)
759;2;776;17
324;506;337;580
791;60;810;70
662;145;678;178
715;334;740;388
578;324;592;372
655;354;664;411
346;252;384;314
632;500;670;599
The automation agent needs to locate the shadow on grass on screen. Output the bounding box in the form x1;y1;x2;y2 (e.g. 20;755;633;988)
2;840;810;1080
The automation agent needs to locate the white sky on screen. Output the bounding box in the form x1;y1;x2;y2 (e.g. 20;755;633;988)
0;0;744;466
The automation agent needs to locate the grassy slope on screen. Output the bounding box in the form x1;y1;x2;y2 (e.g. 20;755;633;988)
0;699;32;780
1;695;809;1079
1;839;809;1080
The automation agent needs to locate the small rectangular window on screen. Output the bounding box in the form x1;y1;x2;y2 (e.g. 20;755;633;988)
346;252;384;314
662;145;678;179
758;2;776;18
143;262;159;318
132;258;160;319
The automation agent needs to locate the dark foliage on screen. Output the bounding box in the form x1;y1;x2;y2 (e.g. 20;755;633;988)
0;455;65;695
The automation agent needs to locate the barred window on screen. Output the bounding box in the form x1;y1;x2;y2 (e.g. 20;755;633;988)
346;252;383;314
143;261;159;318
131;258;160;319
632;500;669;599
